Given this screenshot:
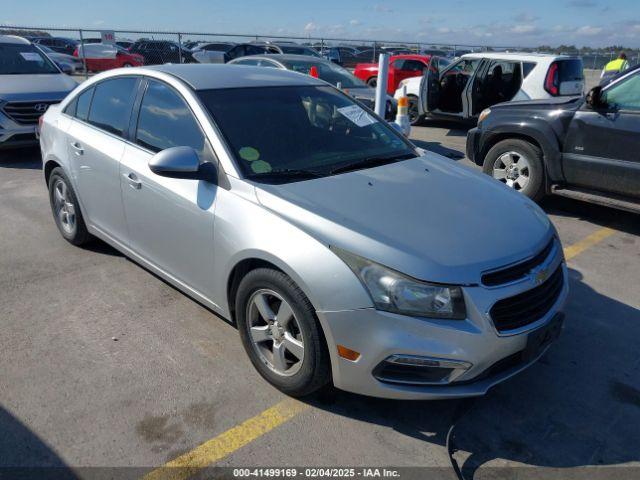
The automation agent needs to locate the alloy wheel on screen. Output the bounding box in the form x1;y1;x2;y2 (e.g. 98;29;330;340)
247;289;305;377
53;179;77;235
493;151;531;191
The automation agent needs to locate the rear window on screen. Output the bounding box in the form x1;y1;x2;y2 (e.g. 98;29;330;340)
523;62;536;78
87;78;137;136
558;59;584;81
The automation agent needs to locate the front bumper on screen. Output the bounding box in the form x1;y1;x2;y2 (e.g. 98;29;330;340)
466;127;482;165
316;262;568;400
0;108;40;149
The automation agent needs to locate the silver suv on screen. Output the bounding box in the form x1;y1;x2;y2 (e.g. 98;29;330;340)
0;35;77;149
39;64;568;399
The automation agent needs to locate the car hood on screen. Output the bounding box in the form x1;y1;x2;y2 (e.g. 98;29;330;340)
255;153;553;285
0;74;77;101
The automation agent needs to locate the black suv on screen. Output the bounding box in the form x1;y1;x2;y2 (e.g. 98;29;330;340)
129;40;194;65
31;37;78;55
467;66;640;213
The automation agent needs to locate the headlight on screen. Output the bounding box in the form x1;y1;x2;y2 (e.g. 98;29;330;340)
478;108;491;124
331;247;466;319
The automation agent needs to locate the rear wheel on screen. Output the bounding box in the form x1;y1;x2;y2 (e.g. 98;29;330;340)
122;62;134;67
48;167;91;245
367;77;377;88
407;95;423;126
235;268;331;397
482;139;545;201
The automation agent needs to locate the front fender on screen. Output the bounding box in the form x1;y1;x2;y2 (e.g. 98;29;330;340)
480;115;564;182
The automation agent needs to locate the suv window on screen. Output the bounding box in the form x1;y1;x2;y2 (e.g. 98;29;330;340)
135;80;206;156
87;78;138;136
558;59;584;82
602;73;640;111
523;62;536;78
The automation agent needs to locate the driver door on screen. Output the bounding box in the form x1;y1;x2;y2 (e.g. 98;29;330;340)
419;56;441;114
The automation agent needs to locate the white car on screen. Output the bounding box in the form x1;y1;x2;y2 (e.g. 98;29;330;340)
394;53;584;125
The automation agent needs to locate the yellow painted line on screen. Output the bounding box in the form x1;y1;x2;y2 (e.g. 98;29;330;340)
142;398;308;480
563;227;615;261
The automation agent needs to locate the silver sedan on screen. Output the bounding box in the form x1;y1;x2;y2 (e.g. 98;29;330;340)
39;64;568;399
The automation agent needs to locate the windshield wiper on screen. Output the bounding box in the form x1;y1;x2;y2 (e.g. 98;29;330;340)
328;152;417;175
246;168;326;181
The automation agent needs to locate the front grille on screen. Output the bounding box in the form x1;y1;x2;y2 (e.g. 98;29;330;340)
482;239;555;287
2;101;57;125
490;265;564;332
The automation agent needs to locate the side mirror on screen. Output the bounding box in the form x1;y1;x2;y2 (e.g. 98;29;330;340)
586;86;606;109
148;146;217;183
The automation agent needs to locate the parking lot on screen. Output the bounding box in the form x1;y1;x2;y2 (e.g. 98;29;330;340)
1;121;639;479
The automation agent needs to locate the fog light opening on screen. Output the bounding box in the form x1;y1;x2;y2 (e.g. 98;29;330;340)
373;355;472;385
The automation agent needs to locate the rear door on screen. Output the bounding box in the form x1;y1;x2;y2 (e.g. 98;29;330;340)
120;78;218;296
65;77;139;241
419;56;441;114
562;71;640;198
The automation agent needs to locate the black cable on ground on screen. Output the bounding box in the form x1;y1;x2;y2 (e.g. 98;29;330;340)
446;398;479;480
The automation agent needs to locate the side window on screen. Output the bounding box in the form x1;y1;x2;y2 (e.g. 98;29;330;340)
402;60;425;72
236;58;260;66
135;80;207;157
74;87;94;121
64;97;78;117
392;59;406;69
87;78;138;136
602;73;640;111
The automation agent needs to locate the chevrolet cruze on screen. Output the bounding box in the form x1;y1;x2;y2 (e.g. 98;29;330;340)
39;64;568;399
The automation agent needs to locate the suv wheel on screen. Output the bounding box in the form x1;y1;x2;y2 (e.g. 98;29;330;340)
235;268;331;397
48;167;91;245
483;139;545;201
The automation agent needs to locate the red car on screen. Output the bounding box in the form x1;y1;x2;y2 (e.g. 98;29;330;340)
354;54;431;94
73;44;144;72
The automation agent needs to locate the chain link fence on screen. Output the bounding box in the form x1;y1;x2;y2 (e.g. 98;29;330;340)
2;25;639;80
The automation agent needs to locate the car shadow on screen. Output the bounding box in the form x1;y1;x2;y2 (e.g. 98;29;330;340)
411;139;466;161
0;147;42;170
302;267;640;475
541;196;640;237
419;118;473;137
0;405;78;479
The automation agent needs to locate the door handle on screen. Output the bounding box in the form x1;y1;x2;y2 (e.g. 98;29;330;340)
70;142;84;155
123;172;142;190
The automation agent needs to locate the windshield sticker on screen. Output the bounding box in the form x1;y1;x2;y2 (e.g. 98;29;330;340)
337;105;377;128
20;52;43;61
239;146;260;162
250;160;272;174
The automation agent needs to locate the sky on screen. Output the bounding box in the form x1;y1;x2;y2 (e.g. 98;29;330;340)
3;0;640;48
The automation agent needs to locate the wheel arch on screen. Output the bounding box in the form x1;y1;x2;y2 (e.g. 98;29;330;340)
43;158;63;186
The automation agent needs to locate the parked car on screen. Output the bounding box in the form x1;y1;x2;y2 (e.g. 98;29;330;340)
325;47;375;68
251;42;322;57
36;44;84;73
31;37;78;55
467;65;640;213
396;53;584;125
40;64;567;399
191;43;267;63
228;54;397;120
74;43;144;72
354;54;433;93
128;40;194;65
0;35;77;149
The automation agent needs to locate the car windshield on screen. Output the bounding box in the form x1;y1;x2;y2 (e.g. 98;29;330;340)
0;43;59;74
281;59;367;88
198;85;415;182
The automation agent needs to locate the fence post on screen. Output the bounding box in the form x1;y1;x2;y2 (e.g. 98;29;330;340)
321;38;324;55
178;32;183;64
78;29;88;79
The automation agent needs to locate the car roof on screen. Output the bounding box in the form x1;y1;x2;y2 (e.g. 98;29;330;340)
234;54;328;63
390;54;430;60
461;52;580;61
144;63;326;90
0;35;31;45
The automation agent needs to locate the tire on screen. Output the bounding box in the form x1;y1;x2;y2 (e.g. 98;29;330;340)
408;95;423;126
366;77;377;88
122;62;134;67
48;167;91;246
482;139;545;201
235;268;331;397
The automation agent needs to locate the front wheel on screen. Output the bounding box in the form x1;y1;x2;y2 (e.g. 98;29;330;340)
482;139;545;201
366;77;377;88
236;268;331;397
